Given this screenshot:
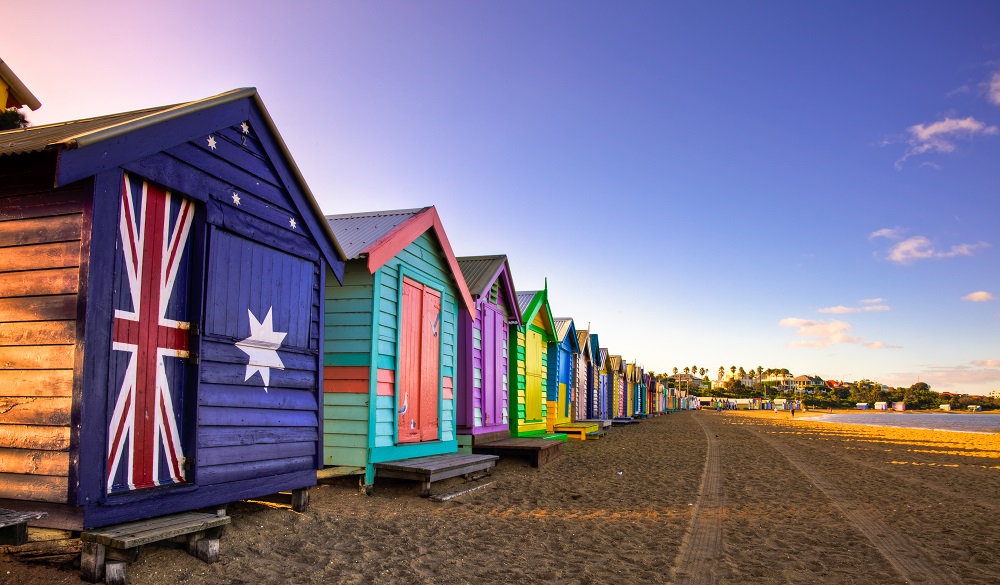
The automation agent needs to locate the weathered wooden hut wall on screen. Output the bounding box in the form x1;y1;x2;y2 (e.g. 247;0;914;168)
324;231;458;483
0;152;86;507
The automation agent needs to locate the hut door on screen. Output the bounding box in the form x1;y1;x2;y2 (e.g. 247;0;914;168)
107;175;195;494
524;330;543;421
398;277;441;443
480;305;505;426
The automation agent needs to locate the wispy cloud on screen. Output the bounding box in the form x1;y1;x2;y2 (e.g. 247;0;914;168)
864;341;901;349
889;363;1000;391
971;359;1000;368
987;71;1000;106
819;303;890;314
869;228;902;240
884;236;988;265
894;116;998;169
779;318;859;348
962;291;995;302
861;298;884;305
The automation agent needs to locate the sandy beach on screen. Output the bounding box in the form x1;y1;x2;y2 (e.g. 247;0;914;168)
3;410;999;584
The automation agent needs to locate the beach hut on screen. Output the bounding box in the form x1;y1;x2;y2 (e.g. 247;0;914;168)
0;88;345;530
608;355;627;419
510;287;560;438
546;318;597;440
454;254;521;447
590;338;607;419
573;326;592;421
546;318;578;431
323;207;495;489
874;401;888;411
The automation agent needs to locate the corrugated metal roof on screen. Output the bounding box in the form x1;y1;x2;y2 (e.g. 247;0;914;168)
456;255;507;298
0;105;176;156
554;318;573;341
576;329;589;351
517;290;538;317
325;208;425;260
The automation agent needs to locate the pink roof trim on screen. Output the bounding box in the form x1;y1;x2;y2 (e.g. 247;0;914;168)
365;206;475;320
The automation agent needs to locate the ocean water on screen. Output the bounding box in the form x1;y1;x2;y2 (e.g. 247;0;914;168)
813;412;1000;434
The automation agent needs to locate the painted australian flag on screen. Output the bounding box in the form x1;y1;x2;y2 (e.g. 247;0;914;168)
106;173;195;494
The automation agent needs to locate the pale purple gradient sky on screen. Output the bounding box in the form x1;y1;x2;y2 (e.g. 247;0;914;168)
6;0;999;393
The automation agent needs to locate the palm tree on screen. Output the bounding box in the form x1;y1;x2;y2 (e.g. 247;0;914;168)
718;366;724;379
683;367;690;375
757;366;764;398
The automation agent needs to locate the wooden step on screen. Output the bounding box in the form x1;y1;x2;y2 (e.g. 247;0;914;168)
375;453;499;496
473;437;563;468
80;511;230;584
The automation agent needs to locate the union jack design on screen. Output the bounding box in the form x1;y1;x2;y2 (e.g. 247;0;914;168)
107;174;195;493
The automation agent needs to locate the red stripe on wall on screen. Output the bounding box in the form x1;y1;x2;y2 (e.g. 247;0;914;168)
376;369;395;396
324;366;369;393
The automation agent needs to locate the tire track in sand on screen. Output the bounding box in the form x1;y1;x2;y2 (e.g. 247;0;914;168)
672;413;723;585
757;430;962;585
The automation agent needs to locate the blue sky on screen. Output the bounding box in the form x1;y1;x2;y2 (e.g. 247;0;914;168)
6;1;999;393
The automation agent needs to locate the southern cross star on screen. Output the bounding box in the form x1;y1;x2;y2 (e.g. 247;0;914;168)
207;135;217;150
235;307;287;392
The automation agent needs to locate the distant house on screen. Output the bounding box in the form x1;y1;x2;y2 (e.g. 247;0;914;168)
793;375;825;393
0;58;41;112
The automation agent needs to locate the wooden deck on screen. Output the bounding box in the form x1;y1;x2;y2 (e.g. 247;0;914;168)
612;417;637;425
80;511;230;584
577;418;613;430
554;422;600;440
375;453;499;496
0;509;46;546
473;437;563;468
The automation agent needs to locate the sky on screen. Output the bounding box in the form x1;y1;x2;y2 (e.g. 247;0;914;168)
4;1;999;394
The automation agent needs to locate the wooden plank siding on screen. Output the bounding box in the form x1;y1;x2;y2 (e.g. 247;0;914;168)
0;155;86;504
323;230;460;485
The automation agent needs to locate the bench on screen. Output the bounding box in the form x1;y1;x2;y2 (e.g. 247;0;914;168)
375;453;499;497
0;509;47;546
80;511;230;584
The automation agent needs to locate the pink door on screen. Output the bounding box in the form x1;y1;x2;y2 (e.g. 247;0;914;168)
398;277;441;443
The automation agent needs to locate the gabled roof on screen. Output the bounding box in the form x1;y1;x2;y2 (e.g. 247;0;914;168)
553;318;580;353
597;347;608;368
0;87;345;280
456;254;522;327
0;58;40;111
517;287;557;340
327;206;474;319
608;355;622;371
591;335;602;364
576;329;591;359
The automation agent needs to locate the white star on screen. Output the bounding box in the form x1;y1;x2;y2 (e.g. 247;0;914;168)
240;121;250;134
235;307;287;392
232;192;241;205
289;217;297;229
207;135;217;150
